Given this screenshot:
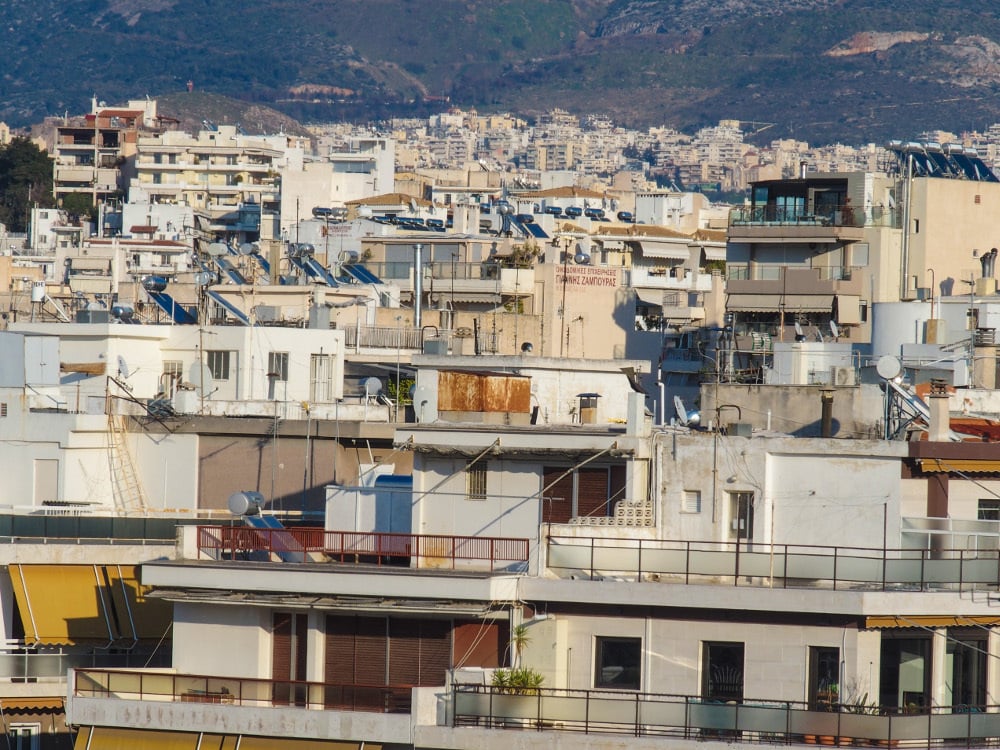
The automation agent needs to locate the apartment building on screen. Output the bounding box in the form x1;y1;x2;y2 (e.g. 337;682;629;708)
52;98;161;207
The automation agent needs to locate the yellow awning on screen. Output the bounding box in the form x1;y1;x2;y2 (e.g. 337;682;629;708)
75;727;201;750
238;741;369;750
0;697;64;711
105;565;172;641
9;564;172;646
11;565;113;646
74;732;370;750
917;459;1000;474
866;615;1000;629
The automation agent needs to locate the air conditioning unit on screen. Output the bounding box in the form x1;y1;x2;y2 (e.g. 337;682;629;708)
830;366;855;386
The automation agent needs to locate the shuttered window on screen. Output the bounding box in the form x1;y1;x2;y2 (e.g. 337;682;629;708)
542;467;573;524
453;620;506;668
272;612;307;706
577;468;611;519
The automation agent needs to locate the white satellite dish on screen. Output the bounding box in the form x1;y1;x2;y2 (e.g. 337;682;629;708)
409;198;419;214
829;320;840;339
117;355;130;379
876;354;903;380
238;242;255;256
673;396;700;426
188;362;215;398
206;242;229;257
794;321;804;340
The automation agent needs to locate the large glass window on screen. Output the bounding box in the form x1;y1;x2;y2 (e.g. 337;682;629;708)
309;354;333;402
879;634;930;712
206;350;231;380
702;641;744;702
594;637;641;690
947;631;987;712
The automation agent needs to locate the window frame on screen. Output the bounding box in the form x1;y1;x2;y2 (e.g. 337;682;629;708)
268;351;289;382
206;350;231;380
594;636;642;691
466;462;487;500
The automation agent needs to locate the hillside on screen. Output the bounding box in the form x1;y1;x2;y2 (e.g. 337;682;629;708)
4;0;1000;143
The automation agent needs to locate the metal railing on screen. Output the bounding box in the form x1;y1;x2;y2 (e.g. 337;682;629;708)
547;535;1000;592
729;205;899;229
342;325;425;350
453;684;999;746
73;668;412;713
198;526;530;570
0;648;167;683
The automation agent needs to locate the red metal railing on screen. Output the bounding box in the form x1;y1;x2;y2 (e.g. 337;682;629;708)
197;526;529;570
73;668;412;714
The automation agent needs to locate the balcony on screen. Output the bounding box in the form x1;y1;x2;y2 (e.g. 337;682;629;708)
546;535;1000;593
728;205;875;244
69;668;415;744
196;526;530;572
363;261;534;300
452;684;1000;746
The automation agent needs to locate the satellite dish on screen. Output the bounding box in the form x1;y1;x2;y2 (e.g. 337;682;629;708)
409;198;419;214
674;395;698;426
876;355;903;380
362;377;382;398
206;242;229;257
238;243;255;256
188;362;215;399
117;355;130;379
194;271;214;287
829;320;840;339
794;321;805;341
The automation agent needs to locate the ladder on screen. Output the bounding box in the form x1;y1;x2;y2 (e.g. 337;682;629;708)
107;407;148;514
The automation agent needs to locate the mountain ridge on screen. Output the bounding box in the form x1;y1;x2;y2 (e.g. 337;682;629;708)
3;1;1000;143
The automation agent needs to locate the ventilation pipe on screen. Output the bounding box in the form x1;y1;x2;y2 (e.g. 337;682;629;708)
820;388;835;438
413;243;423;329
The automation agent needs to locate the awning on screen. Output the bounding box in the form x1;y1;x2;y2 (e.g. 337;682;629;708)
726;293;780;312
635;289;668;308
636;240;690;261
702;246;727;261
726;293;834;313
916;459;1000;474
10;564;171;646
75;730;371;750
428;292;501;304
75;727;202;750
866;615;1000;629
0;697;63;711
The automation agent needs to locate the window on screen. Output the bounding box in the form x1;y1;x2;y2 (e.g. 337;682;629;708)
206;350;231;380
808;646;840;709
594;637;641;690
702;641;744;702
978;499;1000;521
466;463;487;500
309;353;333;402
268;352;289;382
8;723;39;750
728;491;754;541
683;490;702;513
161;361;183;396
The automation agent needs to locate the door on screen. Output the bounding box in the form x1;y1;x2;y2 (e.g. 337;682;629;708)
808;646;840;709
272;612;308;706
703;641;745;703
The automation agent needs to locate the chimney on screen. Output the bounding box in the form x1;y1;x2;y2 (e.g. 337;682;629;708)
927;379;951;442
820;388;834;438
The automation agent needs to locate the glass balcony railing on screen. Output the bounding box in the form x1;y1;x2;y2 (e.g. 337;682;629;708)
730;205;901;229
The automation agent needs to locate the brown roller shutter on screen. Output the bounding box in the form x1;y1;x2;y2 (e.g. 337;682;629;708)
388;619;420;684
324;615;355;684
418;620;451;686
355;616;387;685
453;620;505;668
542;467;573;523
577;468;611;519
609;464;627;514
272;613;293;705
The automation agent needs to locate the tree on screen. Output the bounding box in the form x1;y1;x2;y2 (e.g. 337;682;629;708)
0;138;54;232
61;192;96;222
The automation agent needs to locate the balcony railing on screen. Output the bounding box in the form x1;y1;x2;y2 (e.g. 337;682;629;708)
73;668;412;713
453;684;1000;746
0;647;167;683
726;263;858;282
729;205;900;229
197;526;530;570
547;535;1000;592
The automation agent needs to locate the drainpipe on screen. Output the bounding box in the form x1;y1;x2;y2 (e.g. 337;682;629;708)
900;153;913;300
413;242;423;329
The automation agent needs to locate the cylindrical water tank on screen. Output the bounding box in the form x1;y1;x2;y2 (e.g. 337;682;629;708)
227;490;264;516
142;275;167;293
30;281;45;303
871;301;931;358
